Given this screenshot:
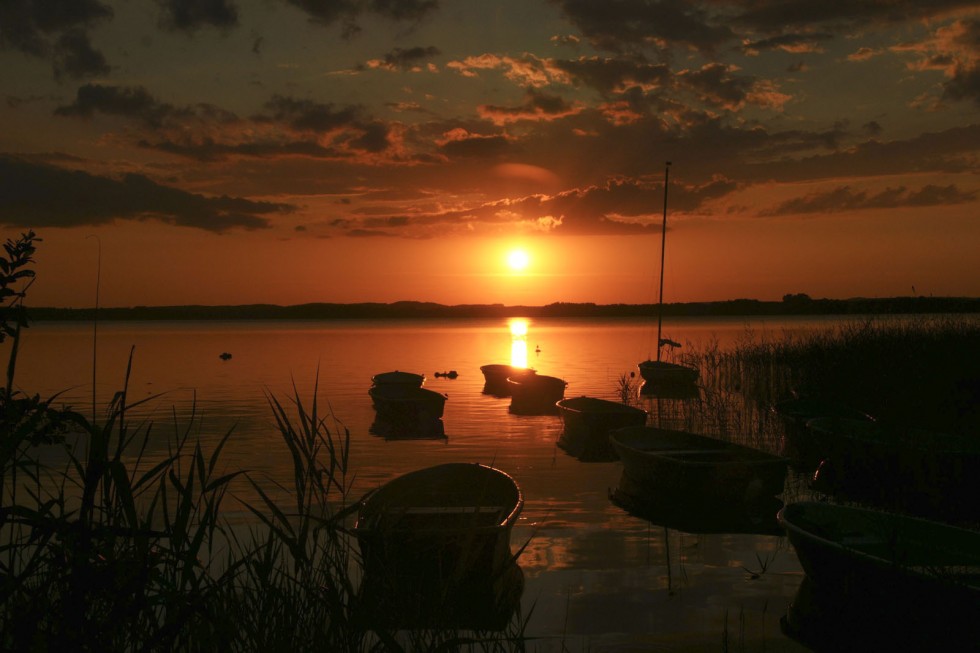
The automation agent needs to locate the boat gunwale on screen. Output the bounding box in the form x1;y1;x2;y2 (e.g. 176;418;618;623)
556;396;647;417
355;463;524;534
778;501;980;580
610;426;789;465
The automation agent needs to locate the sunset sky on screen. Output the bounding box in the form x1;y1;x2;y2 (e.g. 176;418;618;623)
2;0;978;308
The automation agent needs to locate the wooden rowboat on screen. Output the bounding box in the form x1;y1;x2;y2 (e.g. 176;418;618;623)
368;384;448;422
355;463;524;629
371;370;425;388
778;501;980;639
610;426;788;505
506;373;567;415
480;364;533;397
556;396;647;461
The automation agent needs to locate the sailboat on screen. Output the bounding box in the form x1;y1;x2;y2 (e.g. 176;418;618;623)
637;162;699;388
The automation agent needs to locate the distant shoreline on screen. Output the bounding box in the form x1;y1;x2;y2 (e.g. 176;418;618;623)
27;296;980;321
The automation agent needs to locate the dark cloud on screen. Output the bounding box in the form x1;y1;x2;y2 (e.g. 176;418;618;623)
438;134;513;159
943;66;980;103
374;45;441;70
350;121;391;152
554;0;734;54
0;155;289;232
144;139;344;162
732;0;977;33
553;55;671;96
741;32;833;54
282;0;438;35
677;63;756;109
862;120;883;136
0;0;113;78
762;183;978;215
334;174;740;238
480;89;579;124
54;87;388;161
55;84;178;127
262;95;362;132
368;0;439;22
157;0;239;32
53;29;111;80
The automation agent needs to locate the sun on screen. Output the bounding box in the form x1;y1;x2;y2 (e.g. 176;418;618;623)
506;249;530;272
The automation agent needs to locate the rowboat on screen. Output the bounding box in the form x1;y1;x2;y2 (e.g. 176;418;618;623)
368;384;448;422
355;463;525;628
637;360;698;387
480;364;533;396
772;396;874;468
778;501;980;638
805;417;980;519
506;373;567;415
609;426;788;505
371;370;425;388
556;396;647;461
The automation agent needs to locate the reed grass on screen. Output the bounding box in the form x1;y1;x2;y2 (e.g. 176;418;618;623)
644;314;980;449
1;367;532;651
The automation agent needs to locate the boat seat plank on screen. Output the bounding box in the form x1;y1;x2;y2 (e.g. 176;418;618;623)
656;448;732;455
400;506;507;515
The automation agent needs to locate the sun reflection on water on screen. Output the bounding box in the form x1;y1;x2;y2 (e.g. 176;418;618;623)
508;318;529;369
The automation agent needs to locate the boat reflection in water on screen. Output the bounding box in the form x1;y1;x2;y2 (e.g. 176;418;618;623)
610;474;783;535
355;463;525;630
782;575;980;651
370;414;447;440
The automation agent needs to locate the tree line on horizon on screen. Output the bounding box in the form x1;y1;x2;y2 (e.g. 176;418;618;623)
25;295;980;321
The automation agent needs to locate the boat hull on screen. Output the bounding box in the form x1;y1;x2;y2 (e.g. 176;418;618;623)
507;373;567;415
610;426;788;505
637;360;698;386
778;501;980;634
368;385;447;422
772;397;874;469
371;370;425;388
556;396;647;461
355;463;524;630
806;417;980;520
480;364;532;397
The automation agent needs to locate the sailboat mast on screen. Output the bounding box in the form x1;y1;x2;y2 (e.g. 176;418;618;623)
656;161;670;363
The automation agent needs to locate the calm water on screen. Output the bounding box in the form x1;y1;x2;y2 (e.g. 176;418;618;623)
9;315;847;651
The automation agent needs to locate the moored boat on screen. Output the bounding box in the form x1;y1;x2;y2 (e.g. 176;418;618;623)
772;396;874;469
637;360;699;387
610;425;788;505
371;370;425;388
507;373;567;415
480;364;533;396
556;396;647;461
777;501;980;633
368;384;448;422
805;416;980;519
355;462;525;630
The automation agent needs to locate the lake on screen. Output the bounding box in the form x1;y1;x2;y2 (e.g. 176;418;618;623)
8;314;848;651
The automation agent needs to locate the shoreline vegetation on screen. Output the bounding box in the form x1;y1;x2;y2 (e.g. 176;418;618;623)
27;295;980;321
